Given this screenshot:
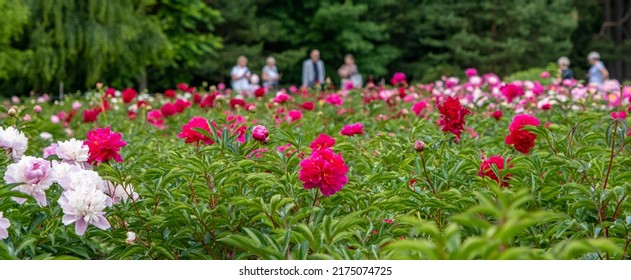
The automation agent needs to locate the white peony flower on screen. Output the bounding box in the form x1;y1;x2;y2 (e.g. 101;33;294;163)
0;212;10;240
126;231;136;244
105;182;139;205
58;184;111;236
0;126;28;161
55;138;89;163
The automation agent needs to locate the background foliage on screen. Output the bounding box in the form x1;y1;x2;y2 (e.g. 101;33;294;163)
0;0;624;95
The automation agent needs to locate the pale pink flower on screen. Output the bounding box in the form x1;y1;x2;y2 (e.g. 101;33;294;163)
0;212;10;240
58;184;111;236
4;156;53;207
56;139;89;163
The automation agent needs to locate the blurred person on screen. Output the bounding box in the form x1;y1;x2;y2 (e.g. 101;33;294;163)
587;51;609;86
302;49;325;88
231;56;251;93
557;56;573;81
262;56;280;89
337;54;362;88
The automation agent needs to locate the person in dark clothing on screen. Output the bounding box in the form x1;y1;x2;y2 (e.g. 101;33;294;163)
557;56;573;81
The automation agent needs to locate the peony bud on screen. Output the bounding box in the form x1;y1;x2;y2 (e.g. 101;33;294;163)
251;125;269;143
23;114;31;121
126;231;136;244
8;107;16;116
34;105;42;113
414;140;425;152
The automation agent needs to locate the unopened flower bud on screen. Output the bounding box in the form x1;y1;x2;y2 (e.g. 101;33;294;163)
8;107;16;116
414;140;425;152
34;105;42;113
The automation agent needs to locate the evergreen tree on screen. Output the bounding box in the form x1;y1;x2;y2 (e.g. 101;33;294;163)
0;0;28;84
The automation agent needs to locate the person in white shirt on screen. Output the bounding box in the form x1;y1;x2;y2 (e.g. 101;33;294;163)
262;56;280;89
231;56;251;93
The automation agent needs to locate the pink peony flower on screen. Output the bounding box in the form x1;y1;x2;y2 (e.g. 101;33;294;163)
391;72;407;86
465;68;478;77
287;110;303;123
273;93;289;104
411;101;427;116
325;94;343;106
310;134;335;151
501;83;524;102
161;102;177;117
122;88;137;104
178;117;215;145
0;212;10;240
540;71;550;79
4;156;53;206
85;126;127;165
340;122;365;136
147;110;166;129
298;148;349;196
612;111;627;120
251;125;269;142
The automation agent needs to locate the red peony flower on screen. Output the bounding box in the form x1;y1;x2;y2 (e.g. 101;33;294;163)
164;89;176;98
301;102;315;111
137;100;149;108
254;87;266;98
192;93;202;104
161;102;177;117
105;87;116;97
492;110;502;120
127;111;137;120
298;148;349;196
505;114;540;154
540;103;551;110
174;99;191;113
177;116;215;145
85;126;127;165
478;155;512;187
177;83;189;92
340;122;365;136
82;108;101;123
122;88;137;104
310;134;335;150
437;96;471;140
229;98;246;109
501;83;524;103
200;93;217;108
412;101;427;116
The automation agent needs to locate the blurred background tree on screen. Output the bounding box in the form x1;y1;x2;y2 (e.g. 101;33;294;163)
0;0;629;95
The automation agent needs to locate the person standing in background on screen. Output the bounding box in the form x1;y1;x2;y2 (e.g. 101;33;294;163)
337;54;362;88
557;56;573;81
231;56;251;93
302;49;325;88
262;56;280;89
587;51;609;86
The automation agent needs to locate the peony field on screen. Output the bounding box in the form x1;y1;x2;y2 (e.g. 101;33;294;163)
1;72;631;260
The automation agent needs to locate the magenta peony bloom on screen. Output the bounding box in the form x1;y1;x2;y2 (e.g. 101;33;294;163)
411;101;427;116
251;125;269;142
147;110;166;129
501;83;524;102
178;117;215;145
340;122;365;136
325;94;343;106
298;148;349;196
465;68;478;77
4;156;53;206
310;134;335;151
505;114;540;154
287;110;303;123
161;102;177;117
85;126;127;165
612;111;627;120
390;72;407;86
273;93;289;104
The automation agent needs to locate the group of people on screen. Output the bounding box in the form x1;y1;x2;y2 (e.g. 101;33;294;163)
229;49;363;95
556;51;609;86
231;49;612;95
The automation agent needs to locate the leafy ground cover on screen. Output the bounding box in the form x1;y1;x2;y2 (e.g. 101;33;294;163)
1;71;630;260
